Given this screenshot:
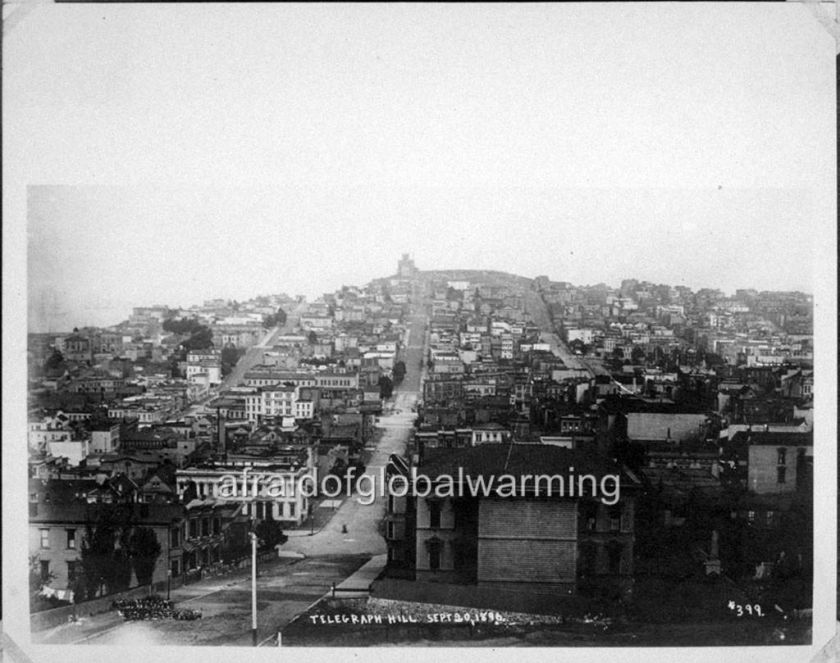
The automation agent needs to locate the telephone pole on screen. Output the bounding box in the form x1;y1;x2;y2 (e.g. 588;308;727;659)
251;514;258;646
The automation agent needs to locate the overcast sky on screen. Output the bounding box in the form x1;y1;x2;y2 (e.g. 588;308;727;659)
5;4;835;331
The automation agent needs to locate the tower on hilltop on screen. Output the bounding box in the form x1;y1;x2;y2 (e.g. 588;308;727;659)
398;253;417;279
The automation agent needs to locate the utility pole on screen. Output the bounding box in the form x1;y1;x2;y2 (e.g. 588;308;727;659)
167;518;175;601
251;514;258;647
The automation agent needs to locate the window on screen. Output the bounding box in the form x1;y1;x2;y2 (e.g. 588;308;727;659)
40;529;49;549
620;507;632;532
171;526;180;548
608;505;622;532
387;522;395;539
777;467;786;484
288;503;296;518
428;501;441;529
777;448;787;466
213;517;221;534
66;529;76;549
581;501;598;531
40;560;51;582
189;519;198;538
67;561;78;584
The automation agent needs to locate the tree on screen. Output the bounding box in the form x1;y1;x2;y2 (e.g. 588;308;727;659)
255;519;288;551
568;338;583;352
79;505;134;599
308;330;318;345
163;317;203;335
129;527;162;586
262;307;287;329
80;515;117;599
44;349;65;372
169;355;183;379
112;546;133;593
183;326;214;351
379;376;394;399
631;346;647;365
393;360;407;385
221;345;243;377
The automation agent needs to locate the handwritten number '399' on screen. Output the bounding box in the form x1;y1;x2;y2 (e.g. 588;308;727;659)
727;601;763;617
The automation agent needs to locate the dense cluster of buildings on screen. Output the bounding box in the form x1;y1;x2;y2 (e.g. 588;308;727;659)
381;272;813;605
27;257;814;615
27;274;415;601
538;278;813;369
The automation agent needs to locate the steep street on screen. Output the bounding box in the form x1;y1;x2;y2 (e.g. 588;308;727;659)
521;287;594;374
220;300;308;390
283;307;427;558
180;301;308;418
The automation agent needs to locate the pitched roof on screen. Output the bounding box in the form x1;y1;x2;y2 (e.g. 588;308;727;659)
420;443;636;485
731;430;813;447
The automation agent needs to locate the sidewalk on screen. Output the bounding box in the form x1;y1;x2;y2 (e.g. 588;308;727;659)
331;554;387;597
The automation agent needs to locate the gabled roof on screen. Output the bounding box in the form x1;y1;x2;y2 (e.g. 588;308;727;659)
731;430;813;447
420;443;638;486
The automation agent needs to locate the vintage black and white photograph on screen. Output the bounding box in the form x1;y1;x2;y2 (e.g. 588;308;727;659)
3;3;836;661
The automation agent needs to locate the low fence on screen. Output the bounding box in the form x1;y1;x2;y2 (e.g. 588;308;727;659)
30;577;185;632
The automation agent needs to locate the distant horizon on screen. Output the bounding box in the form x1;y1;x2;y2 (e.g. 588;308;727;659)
28;263;812;335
